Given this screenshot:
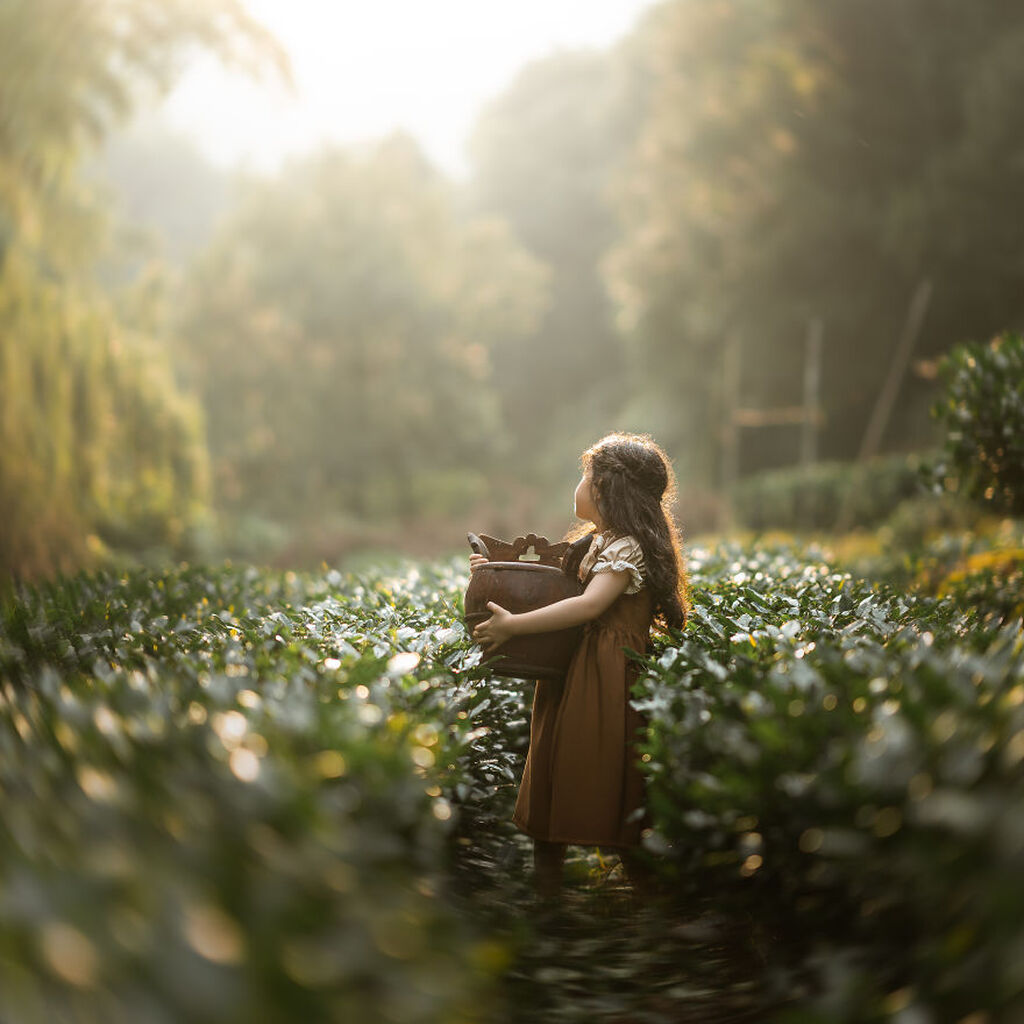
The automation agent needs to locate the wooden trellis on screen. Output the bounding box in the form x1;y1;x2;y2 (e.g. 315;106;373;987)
719;318;824;530
718;279;934;531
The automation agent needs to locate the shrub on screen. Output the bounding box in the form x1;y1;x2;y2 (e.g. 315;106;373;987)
876;492;984;554
0;563;504;1023
926;331;1024;517
3;543;1022;1021
730;455;930;532
632;541;1024;1020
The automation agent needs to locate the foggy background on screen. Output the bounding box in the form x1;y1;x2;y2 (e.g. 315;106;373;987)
3;0;1022;583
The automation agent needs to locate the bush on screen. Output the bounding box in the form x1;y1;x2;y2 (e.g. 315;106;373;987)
926;330;1024;517
3;543;1022;1021
0;563;504;1023
875;492;984;554
730;454;931;532
632;541;1024;1020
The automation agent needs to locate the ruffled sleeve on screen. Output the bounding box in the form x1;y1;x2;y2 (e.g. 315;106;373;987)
588;534;646;594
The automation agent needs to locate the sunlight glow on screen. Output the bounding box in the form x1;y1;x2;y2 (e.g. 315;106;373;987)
161;0;657;177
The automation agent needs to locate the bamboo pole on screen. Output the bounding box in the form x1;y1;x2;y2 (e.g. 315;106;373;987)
719;333;741;531
858;279;933;461
800;318;823;468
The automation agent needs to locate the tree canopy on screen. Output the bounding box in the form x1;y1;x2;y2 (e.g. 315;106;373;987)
0;0;287;580
176;136;548;525
606;0;1024;485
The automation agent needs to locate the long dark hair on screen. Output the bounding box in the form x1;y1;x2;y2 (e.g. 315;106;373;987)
565;432;690;633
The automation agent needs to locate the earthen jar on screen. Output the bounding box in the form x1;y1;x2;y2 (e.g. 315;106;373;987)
464;533;583;680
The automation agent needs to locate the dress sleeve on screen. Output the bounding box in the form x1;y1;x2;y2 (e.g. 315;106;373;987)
590;534;646;594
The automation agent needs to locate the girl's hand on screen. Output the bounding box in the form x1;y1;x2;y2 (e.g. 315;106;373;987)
473;601;516;652
469;553;488;572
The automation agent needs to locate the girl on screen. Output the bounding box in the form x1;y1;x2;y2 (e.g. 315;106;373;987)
470;432;690;906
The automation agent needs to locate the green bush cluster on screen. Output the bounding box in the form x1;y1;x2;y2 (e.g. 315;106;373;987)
730;454;931;533
633;542;1024;1021
926;331;1024;518
873;492;982;555
1;542;1021;1021
0;564;508;1023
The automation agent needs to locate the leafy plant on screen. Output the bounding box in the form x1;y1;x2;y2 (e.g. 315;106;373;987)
632;541;1024;1021
1;541;1021;1021
927;331;1024;517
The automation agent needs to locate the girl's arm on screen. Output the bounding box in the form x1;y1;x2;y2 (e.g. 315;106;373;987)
472;569;630;652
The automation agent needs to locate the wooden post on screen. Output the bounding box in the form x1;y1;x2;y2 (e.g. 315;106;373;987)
798;317;823;530
858;279;933;461
719;333;741;531
800;318;823;469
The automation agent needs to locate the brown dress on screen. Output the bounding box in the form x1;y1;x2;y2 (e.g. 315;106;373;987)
511;536;655;848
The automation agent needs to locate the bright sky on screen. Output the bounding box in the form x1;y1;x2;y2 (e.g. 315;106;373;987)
162;0;658;179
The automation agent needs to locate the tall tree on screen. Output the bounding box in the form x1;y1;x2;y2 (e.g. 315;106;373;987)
467;48;645;488
90;122;233;280
176;135;548;525
607;0;1024;486
0;0;288;581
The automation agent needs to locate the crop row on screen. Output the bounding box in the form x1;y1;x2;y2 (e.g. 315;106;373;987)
0;544;1021;1021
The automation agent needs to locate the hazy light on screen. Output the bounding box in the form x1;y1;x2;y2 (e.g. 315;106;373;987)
161;0;657;177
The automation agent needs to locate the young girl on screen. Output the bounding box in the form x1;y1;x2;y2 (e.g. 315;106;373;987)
470;431;690;905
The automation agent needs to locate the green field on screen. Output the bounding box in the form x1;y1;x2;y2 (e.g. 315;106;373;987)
1;538;1022;1023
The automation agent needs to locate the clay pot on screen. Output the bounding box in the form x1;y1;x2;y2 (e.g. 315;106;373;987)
464;532;583;680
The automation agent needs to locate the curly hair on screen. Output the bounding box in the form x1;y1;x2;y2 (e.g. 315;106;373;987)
565;431;690;633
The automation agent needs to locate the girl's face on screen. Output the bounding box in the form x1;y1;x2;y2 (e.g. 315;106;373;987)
574;468;602;527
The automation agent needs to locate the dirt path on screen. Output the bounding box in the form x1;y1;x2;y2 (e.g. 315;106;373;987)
449;827;800;1023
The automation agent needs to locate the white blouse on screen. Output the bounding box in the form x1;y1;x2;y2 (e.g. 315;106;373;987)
578;533;646;594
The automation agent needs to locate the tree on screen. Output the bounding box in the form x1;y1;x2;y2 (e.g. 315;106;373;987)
0;0;287;581
606;0;1024;487
466;48;645;488
176;135;548;525
90;122;233;281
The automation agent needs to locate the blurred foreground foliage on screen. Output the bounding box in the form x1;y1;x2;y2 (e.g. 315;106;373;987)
0;532;1022;1022
634;541;1024;1022
0;561;502;1023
